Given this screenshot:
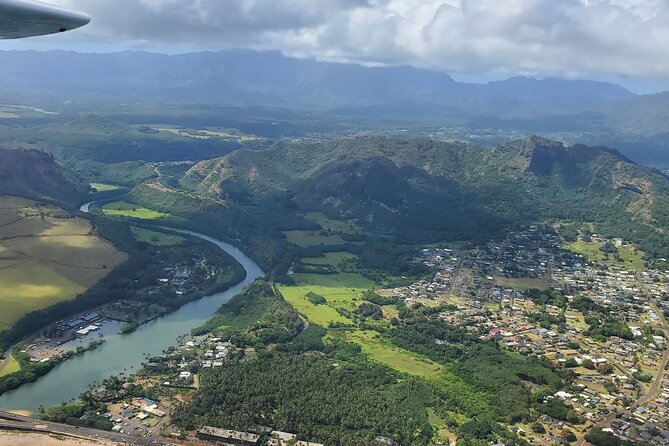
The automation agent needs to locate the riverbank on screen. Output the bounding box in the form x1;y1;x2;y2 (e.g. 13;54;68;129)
0;216;264;412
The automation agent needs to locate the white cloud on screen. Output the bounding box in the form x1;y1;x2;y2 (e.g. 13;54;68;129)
38;0;669;80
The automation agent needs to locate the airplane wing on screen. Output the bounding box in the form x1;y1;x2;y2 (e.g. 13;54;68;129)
0;0;89;39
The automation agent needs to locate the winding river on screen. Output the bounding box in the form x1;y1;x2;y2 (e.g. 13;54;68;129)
0;201;264;413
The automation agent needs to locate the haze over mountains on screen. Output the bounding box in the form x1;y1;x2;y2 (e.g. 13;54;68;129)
0;50;635;110
1;49;669;169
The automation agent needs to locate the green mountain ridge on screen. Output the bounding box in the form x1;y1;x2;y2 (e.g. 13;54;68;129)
184;136;669;257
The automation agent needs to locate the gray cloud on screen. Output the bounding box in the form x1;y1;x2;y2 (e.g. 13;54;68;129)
39;0;669;81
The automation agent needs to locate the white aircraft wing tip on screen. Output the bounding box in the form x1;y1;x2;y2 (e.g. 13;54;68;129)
0;0;91;39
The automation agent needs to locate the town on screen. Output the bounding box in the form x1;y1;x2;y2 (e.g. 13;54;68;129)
385;227;669;445
20;227;668;446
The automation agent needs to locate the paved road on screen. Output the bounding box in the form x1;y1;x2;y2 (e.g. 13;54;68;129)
0;410;168;446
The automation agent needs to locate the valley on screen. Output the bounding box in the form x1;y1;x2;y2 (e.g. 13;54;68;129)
0;104;667;446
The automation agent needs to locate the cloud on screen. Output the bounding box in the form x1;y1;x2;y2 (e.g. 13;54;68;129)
38;0;669;80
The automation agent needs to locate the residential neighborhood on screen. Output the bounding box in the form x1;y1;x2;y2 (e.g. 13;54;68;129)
385;228;669;445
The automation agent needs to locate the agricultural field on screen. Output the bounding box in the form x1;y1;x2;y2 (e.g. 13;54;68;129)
130;227;185;246
102;201;167;220
283;230;346;247
565;240;645;270
0;196;127;330
89;182;120;192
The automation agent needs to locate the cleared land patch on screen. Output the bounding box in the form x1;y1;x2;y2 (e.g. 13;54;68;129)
291;272;374;289
565;240;645;270
130;227;185;246
0;355;20;377
280;270;444;381
279;286;353;327
346;330;444;378
102;201;167;220
89;182;120;192
0;196;127;330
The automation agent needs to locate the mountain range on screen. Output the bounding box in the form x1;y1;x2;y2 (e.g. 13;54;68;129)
0;50;634;111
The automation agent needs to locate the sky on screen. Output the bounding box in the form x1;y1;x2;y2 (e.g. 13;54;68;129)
6;0;669;93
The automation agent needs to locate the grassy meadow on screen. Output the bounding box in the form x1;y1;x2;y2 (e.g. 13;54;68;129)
565;240;645;270
0;355;20;377
0;263;85;330
130;227;185;246
102;201;167;220
278;266;445;382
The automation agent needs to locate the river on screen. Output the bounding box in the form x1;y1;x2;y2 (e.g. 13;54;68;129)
0;202;264;413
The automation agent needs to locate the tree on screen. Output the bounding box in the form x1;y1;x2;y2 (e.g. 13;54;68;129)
561;429;577;443
596;363;613;375
531;422;545;434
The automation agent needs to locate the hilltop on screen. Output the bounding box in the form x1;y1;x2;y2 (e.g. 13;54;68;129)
0;148;88;205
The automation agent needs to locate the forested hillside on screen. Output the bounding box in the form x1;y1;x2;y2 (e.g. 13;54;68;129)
184;136;669;257
0;148;88;205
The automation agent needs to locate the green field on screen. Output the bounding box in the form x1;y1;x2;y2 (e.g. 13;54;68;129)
0;197;127;330
304;212;360;233
152;126;260;142
278;272;373;326
565;240;645;270
346;330;444;378
130;227;185;246
283;230;346;247
0;263;85;330
90;182;120;192
0;355;20;377
102;201;167;220
292;272;374;289
279;286;353;326
279;270;445;380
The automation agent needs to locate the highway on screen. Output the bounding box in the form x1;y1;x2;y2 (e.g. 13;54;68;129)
0;410;167;445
